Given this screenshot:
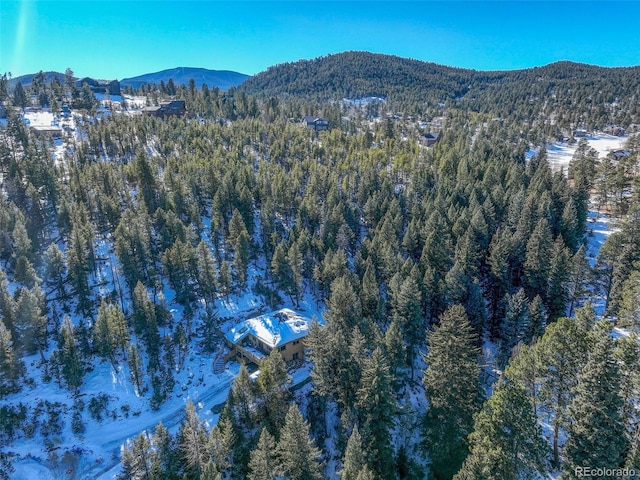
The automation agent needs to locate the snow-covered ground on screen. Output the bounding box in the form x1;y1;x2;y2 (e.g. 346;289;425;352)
544;134;628;172
21;109;76;167
3;211;323;480
585;211;617;267
10;357;238;480
9;292;321;479
122;95;147;109
23;110;57;127
585;210;619;318
7;226;323;479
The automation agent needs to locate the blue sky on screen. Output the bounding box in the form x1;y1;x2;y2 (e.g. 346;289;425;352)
2;1;640;80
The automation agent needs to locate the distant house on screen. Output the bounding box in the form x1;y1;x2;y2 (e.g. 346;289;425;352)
603;125;626;137
143;100;186;118
302;116;329;132
420;132;441;147
30;125;62;138
224;309;317;364
609;149;631;161
573;129;588;138
76;77;121;96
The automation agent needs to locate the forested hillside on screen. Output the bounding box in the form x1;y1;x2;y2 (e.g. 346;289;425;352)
241;51;640;133
1;57;640;479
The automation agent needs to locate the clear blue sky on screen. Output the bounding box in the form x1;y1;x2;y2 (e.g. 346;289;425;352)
2;1;640;80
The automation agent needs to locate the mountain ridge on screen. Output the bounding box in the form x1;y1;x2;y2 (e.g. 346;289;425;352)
238;51;640;123
119;67;249;90
8;67;249;92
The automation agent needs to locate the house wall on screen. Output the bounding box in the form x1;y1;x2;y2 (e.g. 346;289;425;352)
227;334;306;364
276;338;305;362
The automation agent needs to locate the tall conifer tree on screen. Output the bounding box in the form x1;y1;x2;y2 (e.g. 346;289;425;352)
423;304;481;479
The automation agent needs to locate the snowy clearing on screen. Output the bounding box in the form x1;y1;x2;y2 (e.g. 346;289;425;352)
545;134;628;172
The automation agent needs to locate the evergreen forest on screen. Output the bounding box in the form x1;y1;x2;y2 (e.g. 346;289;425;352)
1;52;640;479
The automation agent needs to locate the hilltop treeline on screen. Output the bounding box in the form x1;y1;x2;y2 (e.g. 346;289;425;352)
241;52;640;129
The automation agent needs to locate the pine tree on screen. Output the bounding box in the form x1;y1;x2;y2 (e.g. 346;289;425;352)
618;268;640;328
392;269;424;372
162;239;197;307
228;208;249;247
326;274;362;333
67;220;93;315
487;227;512;334
59;315;84;391
504;343;539;418
566;246;591;318
150;422;179;479
201;460;222;480
208;417;235;476
360;260;382;321
341;426;367;480
234;231;251;289
131;283;161;366
524;295;546;343
383;320;405;390
560;196;580;251
563;333;628;477
119;431;153;480
13;81;27;108
14;287;47;357
93;300;129;366
306;319;345;405
256;349;291;437
0;267;15;336
44;243;66;297
131;282;152;334
307;277;364;411
218;365;256;477
535;315;589;466
498;288;529;367
14;255;40;288
454;381;547;480
0;319;25;398
115;205;155;291
287;241;304;306
276;403;323;480
423;304;481;480
524;218;552;300
271;241;293;301
218;260;232;299
173;324;188;371
178;400;209;479
248;428;278;480
225;363;256;426
128;343;145;395
615;333;640;454
546;236;571;322
356;347;396;479
568;140;597;228
195;240;218;307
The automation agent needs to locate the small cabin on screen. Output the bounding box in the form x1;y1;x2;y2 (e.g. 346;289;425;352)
144;100;186;118
302;116;329;132
420;132;441;147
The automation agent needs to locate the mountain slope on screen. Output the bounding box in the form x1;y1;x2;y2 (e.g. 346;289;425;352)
8;71;67;88
120;67;249;90
240;51;640;126
241;51;480;101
